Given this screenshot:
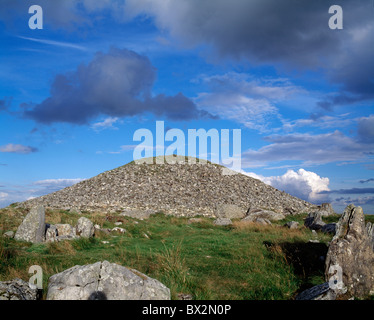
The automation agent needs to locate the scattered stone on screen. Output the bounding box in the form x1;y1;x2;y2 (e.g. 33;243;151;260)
111;227;126;234
213;218;232;226
215;204;246;219
94;224;101;230
76;217;95;238
284;221;299;229
114;222;123;226
3;231;14;238
46;261;170;300
21;157;314;217
177;293;193;300
14;206;45;243
325;204;374;299
0;278;39;300
304;211;325;231
295;282;336;300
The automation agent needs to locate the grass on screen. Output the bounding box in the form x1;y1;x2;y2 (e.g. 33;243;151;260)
1;207;371;300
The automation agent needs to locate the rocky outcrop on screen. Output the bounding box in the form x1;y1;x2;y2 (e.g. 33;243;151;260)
316;203;335;216
21;157;313;217
0;279;39;300
14;205;45;243
325;204;374;299
46;261;170;300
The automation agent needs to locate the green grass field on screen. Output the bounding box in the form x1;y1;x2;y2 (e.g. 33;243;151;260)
0;207;353;300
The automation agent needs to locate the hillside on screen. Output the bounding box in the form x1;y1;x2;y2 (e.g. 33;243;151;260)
21;155;314;217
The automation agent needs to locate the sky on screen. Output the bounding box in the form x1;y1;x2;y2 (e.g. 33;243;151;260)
0;0;373;214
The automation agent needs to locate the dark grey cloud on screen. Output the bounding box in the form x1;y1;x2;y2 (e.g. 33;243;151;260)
24;47;209;124
357;115;374;143
242;130;374;167
360;178;374;184
320;188;374;195
125;0;374;107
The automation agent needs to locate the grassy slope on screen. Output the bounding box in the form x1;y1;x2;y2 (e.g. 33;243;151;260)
0;207;354;300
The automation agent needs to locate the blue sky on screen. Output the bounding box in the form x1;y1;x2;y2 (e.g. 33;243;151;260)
0;0;373;214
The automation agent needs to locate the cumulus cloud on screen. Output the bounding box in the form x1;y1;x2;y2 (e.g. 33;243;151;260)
24;47;210;124
244;168;330;204
91;117;120;132
0;143;38;154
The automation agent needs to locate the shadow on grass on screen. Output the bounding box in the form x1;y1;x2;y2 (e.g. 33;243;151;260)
264;240;329;297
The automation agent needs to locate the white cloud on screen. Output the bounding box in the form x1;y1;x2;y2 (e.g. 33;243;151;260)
91;117;120;132
0;192;9;200
194;72;303;131
243;169;330;204
33;178;84;189
0;143;38;154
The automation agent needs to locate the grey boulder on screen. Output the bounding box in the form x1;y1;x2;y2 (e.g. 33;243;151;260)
215;204;246;219
14;206;45;243
76;217;95;238
213;218;233;226
46;261;170;300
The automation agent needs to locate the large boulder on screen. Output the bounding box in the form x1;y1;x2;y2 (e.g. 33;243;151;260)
213;218;233;226
0;279;39;300
215;204;246;219
325;204;374;299
245;208;285;221
76;217;94;238
46;261;170;300
317;203;335;216
14;206;45;243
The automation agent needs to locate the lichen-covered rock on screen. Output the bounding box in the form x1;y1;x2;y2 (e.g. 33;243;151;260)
14;206;45;243
0;279;39;300
3;231;14;238
76;217;94;238
46;261;170;300
245;208;285;221
55;224;76;237
284;221;299;229
45;224;58;242
325;204;374;299
215;204;246;219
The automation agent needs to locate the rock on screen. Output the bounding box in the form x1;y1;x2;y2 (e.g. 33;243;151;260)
0;278;39;300
94;224;101;230
46;261;170;300
304;211;325;231
120;209;155;220
177;293;193;300
114;222;123;226
111;227;126;234
55;224;76;237
366;222;374;251
317;203;335;216
3;231;14;238
76;217;95;238
284;221;299;229
215;204;246;219
45;225;58;242
213;218;232;226
14;206;45;243
242;216;271;225
245;208;285;222
321;223;336;234
187;218;204;224
295;282;336;300
325;204;374;299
